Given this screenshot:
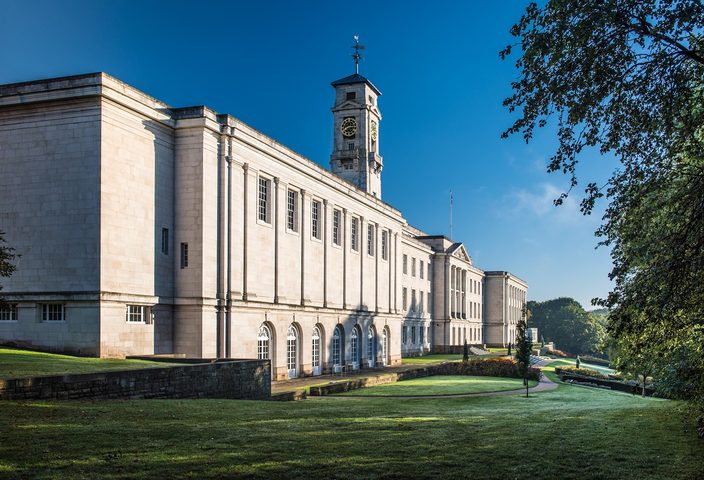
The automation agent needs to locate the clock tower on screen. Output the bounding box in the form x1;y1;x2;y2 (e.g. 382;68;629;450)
330;39;383;198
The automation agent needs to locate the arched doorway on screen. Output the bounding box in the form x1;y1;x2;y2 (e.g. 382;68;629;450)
367;325;376;368
287;324;298;379
257;324;272;361
332;325;344;373
312;325;322;376
350;325;361;370
382;326;390;366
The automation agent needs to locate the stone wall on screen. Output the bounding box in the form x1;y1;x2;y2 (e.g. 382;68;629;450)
0;359;270;401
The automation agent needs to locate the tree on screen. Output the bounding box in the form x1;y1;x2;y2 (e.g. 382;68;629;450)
515;306;533;397
503;0;704;434
0;231;16;299
528;298;605;354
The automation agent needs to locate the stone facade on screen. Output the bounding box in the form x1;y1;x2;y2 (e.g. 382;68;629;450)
0;71;527;380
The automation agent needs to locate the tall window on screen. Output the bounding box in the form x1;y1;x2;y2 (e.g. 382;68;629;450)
332;209;341;246
0;304;17;321
257;324;271;360
126;305;149;323
287;325;298;375
41;304;64;322
161;228;169;255
351;217;359;251
420;260;424;279
180;243;188;268
412;258;416;276
403;254;408;274
411;326;416;344
312;326;321;372
428;291;432;315
402;326;408;344
367;326;375;364
420;325;425;344
258;177;271;223
311;200;321;239
350;327;360;366
420;291;424;314
427;261;431;280
367;224;374;256
287;190;298;232
381;230;388;260
332;326;343;366
411;289;417;311
402;287;408;310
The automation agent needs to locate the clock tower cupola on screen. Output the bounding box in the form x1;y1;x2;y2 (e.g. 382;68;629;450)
330;36;383;198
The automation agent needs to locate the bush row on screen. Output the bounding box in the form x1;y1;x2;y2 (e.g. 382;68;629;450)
438;357;541;382
555;366;607;380
579;355;611;367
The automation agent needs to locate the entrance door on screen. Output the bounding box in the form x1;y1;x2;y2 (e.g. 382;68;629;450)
367;326;376;368
287;325;298;379
382;327;389;366
312;326;321;376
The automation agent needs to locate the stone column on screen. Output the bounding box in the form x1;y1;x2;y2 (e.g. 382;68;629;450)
273;177;280;304
393;232;398;313
300;189;306;306
342;208;347;310
359;215;364;308
323;199;328;308
374;222;379;313
388;229;392;314
242;163;249;301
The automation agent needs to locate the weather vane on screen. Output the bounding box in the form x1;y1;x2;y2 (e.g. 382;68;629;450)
352;35;365;74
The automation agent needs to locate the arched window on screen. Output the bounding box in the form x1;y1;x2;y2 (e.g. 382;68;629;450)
287;324;298;379
332;325;343;367
367;326;376;368
382;326;390;366
350;326;360;369
257;324;271;360
312;325;322;376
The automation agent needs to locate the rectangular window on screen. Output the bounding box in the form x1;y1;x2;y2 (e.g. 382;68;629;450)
311;200;321;239
420;291;424;314
403;254;408;274
180;242;188;268
346;91;356;100
367;224;374;256
402;287;408;310
351;217;359;251
427;261;431;280
420;325;425;344
161;228;169;255
420;260;424;279
411;289;417;311
258;177;270;223
287;190;298;232
402;326;408;344
348;142;355;151
126;305;150;324
41;304;64;322
428;290;432;315
411;326;416;344
411;257;416;277
381;230;388;260
333;209;341;246
0;303;18;321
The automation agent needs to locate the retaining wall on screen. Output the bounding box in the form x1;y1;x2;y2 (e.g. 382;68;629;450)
0;359;271;400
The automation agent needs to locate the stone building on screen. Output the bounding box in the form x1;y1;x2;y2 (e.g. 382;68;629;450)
0;70;527;380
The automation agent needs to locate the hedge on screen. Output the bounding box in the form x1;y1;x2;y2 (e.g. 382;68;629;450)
437;357;542;382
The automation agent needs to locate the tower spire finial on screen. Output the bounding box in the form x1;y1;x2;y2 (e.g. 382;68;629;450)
352;35;365;74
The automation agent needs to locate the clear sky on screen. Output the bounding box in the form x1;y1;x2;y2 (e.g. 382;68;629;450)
0;0;616;309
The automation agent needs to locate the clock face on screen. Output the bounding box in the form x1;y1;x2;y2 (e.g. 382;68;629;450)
370;120;378;141
341;117;357;138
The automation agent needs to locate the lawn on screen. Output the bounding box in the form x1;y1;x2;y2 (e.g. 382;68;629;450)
401;353;463;364
0;347;181;379
337;375;537;397
1;376;703;479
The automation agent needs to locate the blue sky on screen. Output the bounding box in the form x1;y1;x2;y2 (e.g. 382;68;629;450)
0;0;615;309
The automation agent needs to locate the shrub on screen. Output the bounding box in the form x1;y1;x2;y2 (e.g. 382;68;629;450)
440;357;541;382
556;366;607;380
546;348;570;358
580;355;611;367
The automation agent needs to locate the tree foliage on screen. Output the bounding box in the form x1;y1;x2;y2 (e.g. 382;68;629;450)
515;306;534;397
0;231;16;296
503;0;704;431
527;298;606;355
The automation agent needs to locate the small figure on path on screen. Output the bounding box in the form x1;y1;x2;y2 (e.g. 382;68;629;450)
576;355;581;369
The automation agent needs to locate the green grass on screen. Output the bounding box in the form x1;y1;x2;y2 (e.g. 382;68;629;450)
1;378;702;479
337;375;538;396
0;348;182;379
401;354;463;364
